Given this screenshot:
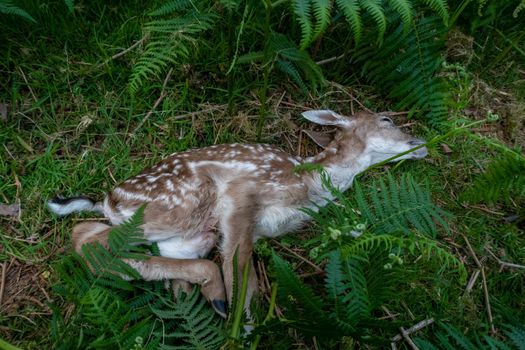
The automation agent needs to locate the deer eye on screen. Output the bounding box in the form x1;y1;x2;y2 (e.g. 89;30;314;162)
380;116;394;124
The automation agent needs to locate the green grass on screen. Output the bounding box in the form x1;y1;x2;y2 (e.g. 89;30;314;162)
1;0;524;349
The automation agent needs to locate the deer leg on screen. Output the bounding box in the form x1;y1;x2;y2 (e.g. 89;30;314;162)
72;222;227;318
218;195;259;314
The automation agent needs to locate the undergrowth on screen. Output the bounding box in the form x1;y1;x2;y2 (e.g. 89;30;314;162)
0;0;524;349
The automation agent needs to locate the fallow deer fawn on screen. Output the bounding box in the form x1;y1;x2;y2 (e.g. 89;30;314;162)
48;110;428;318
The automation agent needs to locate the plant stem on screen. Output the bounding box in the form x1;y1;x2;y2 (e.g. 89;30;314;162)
227;6;235;116
366;119;487;172
449;0;472;28
230;261;251;342
257;0;272;141
250;283;278;350
0;338;23;350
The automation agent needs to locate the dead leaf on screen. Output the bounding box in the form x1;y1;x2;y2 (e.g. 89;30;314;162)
16;136;34;153
0;203;20;217
440;143;453;154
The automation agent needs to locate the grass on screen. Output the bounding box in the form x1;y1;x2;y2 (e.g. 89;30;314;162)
1;0;524;348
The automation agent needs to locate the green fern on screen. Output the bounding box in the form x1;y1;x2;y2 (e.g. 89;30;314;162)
387;0;413;30
414;322;525;350
354;173;451;237
152;288;225;350
63;0;74;13
352;15;450;125
292;0;313;49
272;240;464;345
129;4;215;93
359;0;387;43
148;0;193;16
272;251;325;317
80;287;132;345
237;31;324;91
337;0;363;45
0;0;35;22
312;0;333;41
290;0;448;48
342;234;466;280
463;153;525;205
504;324;525;350
52;207;224;349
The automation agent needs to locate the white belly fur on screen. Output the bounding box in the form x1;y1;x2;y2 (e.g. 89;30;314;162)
254;206;310;240
157;233;216;259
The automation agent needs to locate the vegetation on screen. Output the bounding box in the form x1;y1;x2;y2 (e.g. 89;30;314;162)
0;0;524;349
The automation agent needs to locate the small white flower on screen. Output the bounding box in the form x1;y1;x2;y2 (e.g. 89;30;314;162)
355;223;366;231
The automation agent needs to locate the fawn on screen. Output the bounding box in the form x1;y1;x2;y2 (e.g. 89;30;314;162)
48;109;428;318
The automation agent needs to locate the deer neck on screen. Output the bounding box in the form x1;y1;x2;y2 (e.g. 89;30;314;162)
302;139;371;205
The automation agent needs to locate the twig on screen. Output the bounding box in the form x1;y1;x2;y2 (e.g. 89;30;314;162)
133;68;174;135
99;34;149;67
462;234;496;334
297;129;303;157
391;318;434;342
107;167;118;185
485;246;525;270
468;205;505;216
271;240;323;273
0;262;6;306
316;54;345;66
465;269;481;293
326;81;372;113
399;327;420;350
18;67;38;103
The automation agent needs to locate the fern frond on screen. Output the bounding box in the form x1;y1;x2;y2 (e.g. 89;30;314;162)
483;335;513;350
269;32;324;91
152;289;224;350
64;0;74;13
108;205;149;259
342;256;370;322
129;8;215;93
149;0;192;16
353;15;449;125
386;0;413;30
272;251;324;314
81;287;131;337
312;0;333;40
440;323;478;350
0;0;36;22
325;250;346;318
218;0;239;11
292;0;313;49
414;322;525;350
342;234;466;280
336;0;362;44
359;0;386;43
277;60;309;92
463;154;525;204
354;173;451;237
420;0;449;24
504;324;525;350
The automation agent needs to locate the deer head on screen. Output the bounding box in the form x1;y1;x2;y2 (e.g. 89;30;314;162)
302;109;428;166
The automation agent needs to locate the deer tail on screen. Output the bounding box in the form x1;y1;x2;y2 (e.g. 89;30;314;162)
47;195;103;216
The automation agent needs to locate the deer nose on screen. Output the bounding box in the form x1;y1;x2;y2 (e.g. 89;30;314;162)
409;139;426;146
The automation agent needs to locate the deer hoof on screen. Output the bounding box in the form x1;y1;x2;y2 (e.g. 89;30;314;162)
212;299;228;318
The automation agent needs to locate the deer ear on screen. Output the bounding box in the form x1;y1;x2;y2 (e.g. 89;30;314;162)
301;110;352;127
303;129;334;149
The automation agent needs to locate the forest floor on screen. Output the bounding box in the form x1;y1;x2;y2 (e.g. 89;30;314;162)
1;2;524;349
